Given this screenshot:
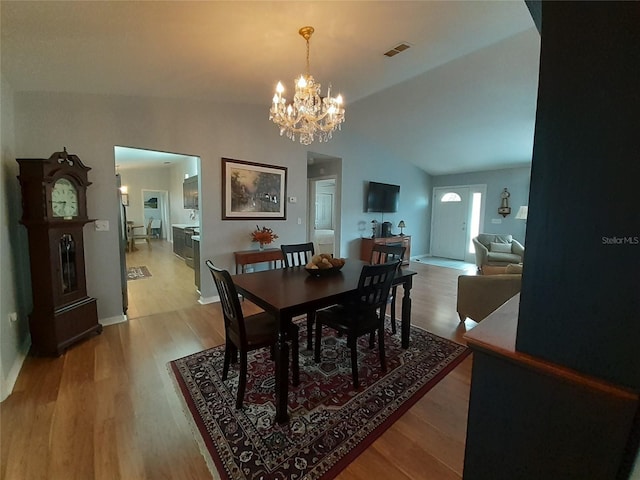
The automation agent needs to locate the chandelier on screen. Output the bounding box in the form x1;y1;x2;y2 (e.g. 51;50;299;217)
269;26;345;145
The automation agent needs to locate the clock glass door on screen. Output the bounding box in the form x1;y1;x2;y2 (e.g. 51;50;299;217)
60;233;78;294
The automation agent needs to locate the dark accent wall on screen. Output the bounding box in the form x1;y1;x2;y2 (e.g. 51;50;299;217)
516;2;640;389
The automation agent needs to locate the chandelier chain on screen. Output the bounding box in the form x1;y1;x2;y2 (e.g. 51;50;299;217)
305;36;310;76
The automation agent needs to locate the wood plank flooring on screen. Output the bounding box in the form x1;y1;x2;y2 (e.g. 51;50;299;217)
1;246;481;480
124;239;201;320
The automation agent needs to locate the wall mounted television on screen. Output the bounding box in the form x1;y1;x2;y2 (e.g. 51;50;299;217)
366;181;400;213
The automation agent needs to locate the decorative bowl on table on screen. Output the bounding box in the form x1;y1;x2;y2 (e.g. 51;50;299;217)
304;254;346;277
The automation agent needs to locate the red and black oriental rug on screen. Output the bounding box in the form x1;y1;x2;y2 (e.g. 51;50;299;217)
169;322;469;480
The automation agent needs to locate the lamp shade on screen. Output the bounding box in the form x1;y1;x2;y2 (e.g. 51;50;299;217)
515;206;528;220
397;220;406;228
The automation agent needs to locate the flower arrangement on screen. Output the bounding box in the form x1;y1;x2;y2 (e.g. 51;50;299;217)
250;225;279;247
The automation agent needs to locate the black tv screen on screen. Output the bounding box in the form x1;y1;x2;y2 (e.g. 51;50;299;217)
367;181;400;213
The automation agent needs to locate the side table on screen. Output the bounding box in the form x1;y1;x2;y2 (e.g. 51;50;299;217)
234;248;284;274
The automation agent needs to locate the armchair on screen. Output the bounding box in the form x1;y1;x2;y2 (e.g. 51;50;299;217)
456;264;523;323
472;233;524;271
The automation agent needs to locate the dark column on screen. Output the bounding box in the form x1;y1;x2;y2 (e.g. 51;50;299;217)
516;1;640;389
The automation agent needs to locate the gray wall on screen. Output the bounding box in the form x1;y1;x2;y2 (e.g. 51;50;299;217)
1;74;31;400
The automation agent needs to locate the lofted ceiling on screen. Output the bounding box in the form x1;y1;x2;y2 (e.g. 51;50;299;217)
1;1;540;175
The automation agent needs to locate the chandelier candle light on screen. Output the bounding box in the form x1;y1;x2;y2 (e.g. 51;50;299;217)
269;26;345;145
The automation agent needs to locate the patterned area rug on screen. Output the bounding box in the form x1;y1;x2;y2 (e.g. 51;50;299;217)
127;265;152;280
169;321;469;480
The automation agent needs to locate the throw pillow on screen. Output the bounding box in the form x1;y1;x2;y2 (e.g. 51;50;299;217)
490;242;512;253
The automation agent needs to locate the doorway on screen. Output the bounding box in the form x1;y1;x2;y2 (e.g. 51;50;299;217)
308;177;337;256
307;154;342;257
430;185;486;262
142;189;169;240
114;145;201;319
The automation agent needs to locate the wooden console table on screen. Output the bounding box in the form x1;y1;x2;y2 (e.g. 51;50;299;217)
360;235;411;266
234;248;284;274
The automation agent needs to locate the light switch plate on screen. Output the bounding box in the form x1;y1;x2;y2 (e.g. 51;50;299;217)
95;220;110;231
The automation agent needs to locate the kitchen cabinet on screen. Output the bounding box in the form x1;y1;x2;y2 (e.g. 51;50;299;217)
183;175;198;210
173;226;185;257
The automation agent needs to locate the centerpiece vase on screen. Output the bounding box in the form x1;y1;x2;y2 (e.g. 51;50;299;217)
259;242;265;251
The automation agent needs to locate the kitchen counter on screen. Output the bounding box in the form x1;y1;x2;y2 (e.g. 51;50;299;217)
171;224;199;229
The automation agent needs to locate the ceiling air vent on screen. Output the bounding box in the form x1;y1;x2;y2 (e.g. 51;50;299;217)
384;42;412;58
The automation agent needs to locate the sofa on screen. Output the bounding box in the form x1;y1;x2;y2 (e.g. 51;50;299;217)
456;263;523;323
472;233;524;271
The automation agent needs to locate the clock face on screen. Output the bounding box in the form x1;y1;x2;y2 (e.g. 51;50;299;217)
51;178;79;218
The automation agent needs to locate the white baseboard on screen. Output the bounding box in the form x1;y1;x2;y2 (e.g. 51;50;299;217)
0;335;31;402
100;314;128;326
199;295;220;305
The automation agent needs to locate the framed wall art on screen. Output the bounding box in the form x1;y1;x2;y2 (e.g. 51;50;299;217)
221;157;287;220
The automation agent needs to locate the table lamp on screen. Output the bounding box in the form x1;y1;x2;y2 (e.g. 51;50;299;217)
398;220;406;236
515;206;528;221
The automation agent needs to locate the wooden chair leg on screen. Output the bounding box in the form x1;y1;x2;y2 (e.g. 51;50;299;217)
230;344;238;364
368;331;375;349
236;352;248;409
390;286;397;334
349;336;359;389
314;319;322;363
306;310;315;350
291;326;300;386
378;325;387;372
222;341;232;380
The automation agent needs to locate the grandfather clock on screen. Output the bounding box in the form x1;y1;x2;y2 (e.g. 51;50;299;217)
17;148;101;356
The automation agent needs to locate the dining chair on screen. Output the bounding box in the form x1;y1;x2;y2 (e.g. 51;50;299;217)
370;243;406;334
206;260;300;409
131;217;153;249
281;242;316;350
314;260;400;389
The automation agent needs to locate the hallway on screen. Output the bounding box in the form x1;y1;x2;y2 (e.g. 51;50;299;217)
125;239;200;319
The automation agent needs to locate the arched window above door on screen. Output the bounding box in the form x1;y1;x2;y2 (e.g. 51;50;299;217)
441;192;462;202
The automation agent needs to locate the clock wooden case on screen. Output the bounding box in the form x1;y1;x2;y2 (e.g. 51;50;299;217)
17;148;101;356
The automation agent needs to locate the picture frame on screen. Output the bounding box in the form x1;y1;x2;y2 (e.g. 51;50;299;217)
222;157;287;220
121;193;129;206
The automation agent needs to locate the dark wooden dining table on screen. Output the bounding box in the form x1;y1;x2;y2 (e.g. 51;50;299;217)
232;259;417;424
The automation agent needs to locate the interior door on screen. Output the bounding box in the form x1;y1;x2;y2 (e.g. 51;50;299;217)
308;177;337;256
315;193;333;229
431;187;470;260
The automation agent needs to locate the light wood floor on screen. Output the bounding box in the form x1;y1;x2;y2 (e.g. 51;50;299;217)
125;239;201;320
1;251;481;480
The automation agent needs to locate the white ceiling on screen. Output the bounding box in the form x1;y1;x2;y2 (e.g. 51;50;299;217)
1;1;540;175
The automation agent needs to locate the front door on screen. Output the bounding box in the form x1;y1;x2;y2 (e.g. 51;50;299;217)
431;187;470;260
